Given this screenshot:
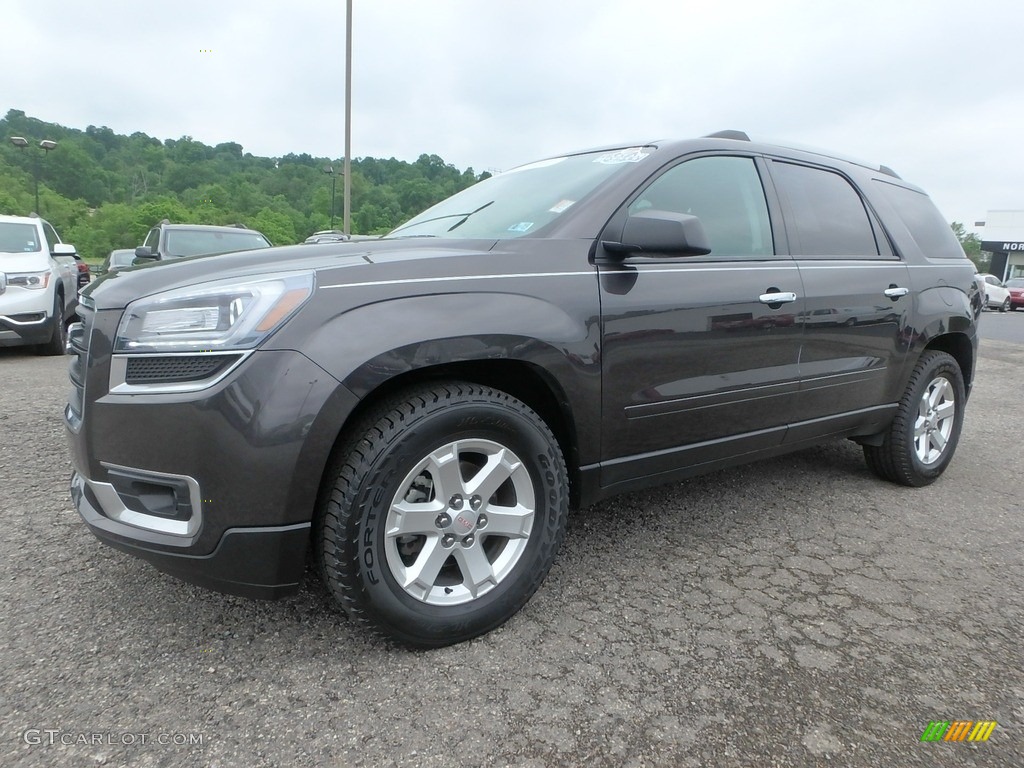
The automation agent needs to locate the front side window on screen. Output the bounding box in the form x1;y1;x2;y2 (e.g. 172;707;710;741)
772;162;879;257
42;222;61;251
144;229;160;251
627;156;773;257
388;147;651;240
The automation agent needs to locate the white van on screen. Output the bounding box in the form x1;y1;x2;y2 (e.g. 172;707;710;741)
0;214;79;354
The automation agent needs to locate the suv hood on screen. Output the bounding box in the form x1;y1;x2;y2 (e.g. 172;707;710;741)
84;238;500;310
0;252;48;271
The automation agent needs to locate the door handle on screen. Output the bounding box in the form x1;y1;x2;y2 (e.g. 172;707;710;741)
758;292;797;305
884;286;909;299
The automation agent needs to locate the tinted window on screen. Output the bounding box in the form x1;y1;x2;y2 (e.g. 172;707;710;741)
42;221;61;251
143;229;160;250
164;230;272;258
872;180;964;260
0;223;42;253
629;156;773;256
772;162;879;256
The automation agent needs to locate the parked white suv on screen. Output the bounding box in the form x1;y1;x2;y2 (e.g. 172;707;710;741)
977;273;1011;312
0;214;79;354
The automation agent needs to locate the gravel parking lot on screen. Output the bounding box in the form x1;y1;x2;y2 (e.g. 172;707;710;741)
1;339;1022;767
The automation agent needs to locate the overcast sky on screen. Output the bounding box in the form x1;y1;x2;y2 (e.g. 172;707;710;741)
3;0;1021;232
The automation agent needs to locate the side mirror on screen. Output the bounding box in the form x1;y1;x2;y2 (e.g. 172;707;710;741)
134;245;157;262
603;211;712;256
52;243;77;256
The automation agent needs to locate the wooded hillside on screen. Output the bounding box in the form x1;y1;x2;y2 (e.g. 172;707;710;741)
0;109;487;259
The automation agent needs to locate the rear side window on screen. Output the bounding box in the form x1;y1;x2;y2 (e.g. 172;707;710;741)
771;162;879;257
873;180;964;260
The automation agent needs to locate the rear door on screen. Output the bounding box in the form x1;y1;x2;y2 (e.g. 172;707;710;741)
597;154;804;488
766;160;912;439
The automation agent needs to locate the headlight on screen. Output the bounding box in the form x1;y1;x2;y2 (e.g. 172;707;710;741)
114;272;314;353
7;271;50;290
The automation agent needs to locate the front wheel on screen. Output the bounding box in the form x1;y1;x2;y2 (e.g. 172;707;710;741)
318;382;569;647
863;351;965;486
1000;298;1010;312
36;296;68;356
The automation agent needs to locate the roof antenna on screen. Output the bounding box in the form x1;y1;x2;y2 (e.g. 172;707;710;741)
704;130;750;141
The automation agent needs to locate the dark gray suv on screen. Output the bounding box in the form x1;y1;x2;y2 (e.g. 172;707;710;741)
66;132;982;647
133;220;272;262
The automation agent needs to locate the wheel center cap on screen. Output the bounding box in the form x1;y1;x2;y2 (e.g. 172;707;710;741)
453;511;476;534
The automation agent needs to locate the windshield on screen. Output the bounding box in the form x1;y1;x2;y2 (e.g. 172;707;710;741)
0;223;42;253
1006;278;1024;288
387;147;652;239
165;230;271;258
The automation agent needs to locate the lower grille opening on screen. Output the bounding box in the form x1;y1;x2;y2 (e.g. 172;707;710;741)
107;469;194;521
125;354;241;384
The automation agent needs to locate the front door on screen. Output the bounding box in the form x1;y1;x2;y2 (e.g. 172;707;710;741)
598;154;803;490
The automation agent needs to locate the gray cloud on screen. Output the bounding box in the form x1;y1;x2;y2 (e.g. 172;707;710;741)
3;0;1021;229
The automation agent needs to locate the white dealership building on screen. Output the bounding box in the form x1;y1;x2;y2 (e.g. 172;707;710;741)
978;210;1024;280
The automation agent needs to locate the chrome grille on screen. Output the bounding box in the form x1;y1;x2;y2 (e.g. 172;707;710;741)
66;297;94;428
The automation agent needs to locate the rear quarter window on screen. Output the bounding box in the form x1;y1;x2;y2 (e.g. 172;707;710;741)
873;180;964;259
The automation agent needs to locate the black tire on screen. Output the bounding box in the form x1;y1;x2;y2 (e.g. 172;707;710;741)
317;381;568;647
862;351;965;487
1000;298;1010;312
36;295;68;356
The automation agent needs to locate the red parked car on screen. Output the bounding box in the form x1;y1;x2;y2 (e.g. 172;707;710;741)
1006;277;1024;311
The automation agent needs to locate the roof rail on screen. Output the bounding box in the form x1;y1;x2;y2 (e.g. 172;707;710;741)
704;130;750;141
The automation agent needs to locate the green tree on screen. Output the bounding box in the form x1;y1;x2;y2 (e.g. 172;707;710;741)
0;109;490;252
951;222;988;272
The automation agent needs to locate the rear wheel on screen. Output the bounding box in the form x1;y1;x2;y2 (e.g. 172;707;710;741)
863;351;965;486
317;381;568;647
1000;298;1010;312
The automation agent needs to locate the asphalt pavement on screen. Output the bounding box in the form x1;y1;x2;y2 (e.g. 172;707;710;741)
1;339;1021;767
979;308;1024;345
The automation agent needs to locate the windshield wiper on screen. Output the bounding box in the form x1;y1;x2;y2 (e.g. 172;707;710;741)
389;201;494;236
446;201;494;232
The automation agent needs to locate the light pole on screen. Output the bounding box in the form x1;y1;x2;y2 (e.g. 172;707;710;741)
344;0;352;235
8;136;58;214
323;165;339;229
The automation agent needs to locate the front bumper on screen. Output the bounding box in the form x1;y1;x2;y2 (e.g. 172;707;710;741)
0;311;56;347
65;325;361;599
73;470;309;598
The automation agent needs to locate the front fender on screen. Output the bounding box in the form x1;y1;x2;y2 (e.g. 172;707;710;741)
274;289;602;463
306;293;588;387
